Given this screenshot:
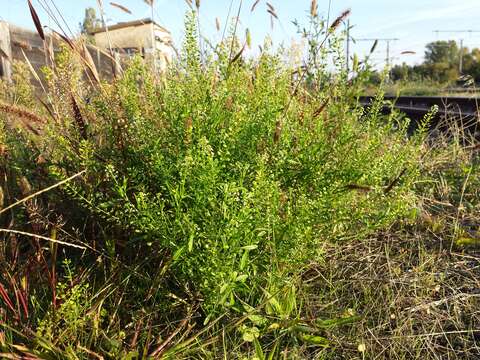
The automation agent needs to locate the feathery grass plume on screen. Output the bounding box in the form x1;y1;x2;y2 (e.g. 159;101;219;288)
370;39;379;54
70;93;87;140
0;102;46;125
313;98;329;118
230;43;246;65
251;0;261;12
266;2;274;11
329;9;351;32
27;0;45;40
215;17;221;31
310;0;318;17
401;50;416;55
246;28;252;48
195;0;200;9
267;8;278;19
110;2;132;14
144;0;154;5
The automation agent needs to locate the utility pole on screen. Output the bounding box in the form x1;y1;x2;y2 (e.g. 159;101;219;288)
460;38;464;74
433;30;480;74
356;38;399;68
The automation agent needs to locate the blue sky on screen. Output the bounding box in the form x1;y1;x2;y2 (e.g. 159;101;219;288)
2;0;480;67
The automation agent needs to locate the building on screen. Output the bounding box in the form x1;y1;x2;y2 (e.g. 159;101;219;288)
90;18;174;71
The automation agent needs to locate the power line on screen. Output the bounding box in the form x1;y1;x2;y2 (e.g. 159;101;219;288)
354;38;399;68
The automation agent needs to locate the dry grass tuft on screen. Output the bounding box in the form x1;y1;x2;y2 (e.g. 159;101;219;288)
304;231;480;359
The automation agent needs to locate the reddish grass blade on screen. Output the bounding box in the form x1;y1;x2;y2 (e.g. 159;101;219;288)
0;283;15;313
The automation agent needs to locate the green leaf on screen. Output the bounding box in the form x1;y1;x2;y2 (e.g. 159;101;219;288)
241;245;258;251
254;338;265;360
188;233;194;252
248;314;268;326
240;251;249;270
236;274;248;282
242;326;260;342
172;246;185;261
299;334;329;347
316;315;362;329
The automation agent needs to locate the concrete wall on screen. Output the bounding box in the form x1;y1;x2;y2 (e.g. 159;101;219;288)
0;22;12;81
0;21;119;85
93;23;174;70
9;23;50;85
0;21;174;85
94;23;153;51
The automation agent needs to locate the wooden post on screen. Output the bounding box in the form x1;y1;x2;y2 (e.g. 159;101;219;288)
0;21;12;83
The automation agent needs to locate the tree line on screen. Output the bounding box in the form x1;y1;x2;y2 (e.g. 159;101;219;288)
390;40;480;84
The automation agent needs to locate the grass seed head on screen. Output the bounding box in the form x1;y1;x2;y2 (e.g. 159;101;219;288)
310;0;318;17
251;0;261;12
329;9;351;32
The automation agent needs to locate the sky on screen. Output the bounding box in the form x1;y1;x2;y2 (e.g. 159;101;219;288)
2;0;480;68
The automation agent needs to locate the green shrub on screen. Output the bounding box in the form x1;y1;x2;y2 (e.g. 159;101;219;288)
0;10;428;357
32;14;423;315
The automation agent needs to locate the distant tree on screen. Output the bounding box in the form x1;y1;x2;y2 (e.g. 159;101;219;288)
424;40;459;65
422;41;460;82
385;41;480;85
462;48;480;82
80;7;102;35
391;62;411;81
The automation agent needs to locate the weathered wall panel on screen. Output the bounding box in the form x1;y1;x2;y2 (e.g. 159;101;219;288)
1;22;119;86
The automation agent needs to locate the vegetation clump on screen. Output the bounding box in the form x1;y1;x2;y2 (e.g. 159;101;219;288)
0;6;478;359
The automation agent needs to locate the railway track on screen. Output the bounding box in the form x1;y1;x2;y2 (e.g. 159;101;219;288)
359;95;480;119
359;95;480;136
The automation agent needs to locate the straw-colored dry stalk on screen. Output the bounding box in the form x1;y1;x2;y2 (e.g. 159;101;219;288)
310;0;318;17
110;2;132;14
